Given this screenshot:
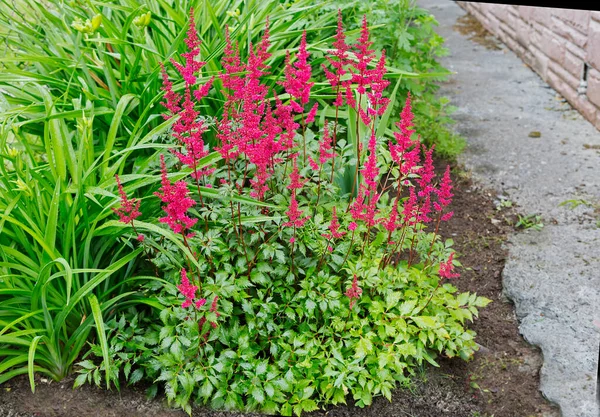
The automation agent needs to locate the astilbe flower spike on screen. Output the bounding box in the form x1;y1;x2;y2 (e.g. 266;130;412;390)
434;165;454;221
439;252;460;279
287;155;308;190
366;50;391;118
160;9;215;181
113;174;141;224
361;132;379;189
323;9;350;107
178;269;199;308
170;8;204;85
154;155;197;235
345;275;363;309
390;94;420;175
418;145;436;197
281;30;314;110
322;207;346;239
318;123;335;164
283;192;309;228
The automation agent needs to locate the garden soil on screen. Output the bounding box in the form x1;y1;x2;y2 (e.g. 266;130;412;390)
0;166;558;417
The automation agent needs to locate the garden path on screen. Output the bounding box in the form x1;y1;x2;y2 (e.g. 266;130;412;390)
418;1;600;416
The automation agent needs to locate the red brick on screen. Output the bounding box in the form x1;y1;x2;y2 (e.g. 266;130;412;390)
586;68;600;109
586;20;600;70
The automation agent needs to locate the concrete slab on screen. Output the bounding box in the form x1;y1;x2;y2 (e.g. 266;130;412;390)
416;1;600;416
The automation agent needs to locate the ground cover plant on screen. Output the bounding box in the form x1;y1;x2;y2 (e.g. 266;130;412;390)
75;11;491;416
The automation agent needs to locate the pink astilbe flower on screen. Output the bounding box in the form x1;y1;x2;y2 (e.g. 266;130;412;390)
287;155;308;190
283;192;309;228
307;156;319;171
220;27;245;100
281;30;314;109
418;145;436;197
346;15;375;119
349;185;380;228
154;155;198;235
349;186;367;222
418;193;433;223
322;207;346;239
209;295;221;328
170;86;213;180
318;123;335;164
345;275;363;309
350;15;375;92
160;10;215;181
360;132;379;189
113;174;141;224
434;165;454;221
390;94;420;174
323;10;350;107
170;9;205;85
366;50;391;118
177;269;198;308
383;201;399;233
305;103;319;124
348;221;358;231
159;64;181;117
439;252;460;279
402;187;418;226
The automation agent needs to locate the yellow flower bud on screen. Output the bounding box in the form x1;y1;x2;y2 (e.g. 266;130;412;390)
133;11;151;28
15;179;32;197
91;14;102;31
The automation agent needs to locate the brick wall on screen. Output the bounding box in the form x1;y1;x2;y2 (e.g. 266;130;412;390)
457;2;600;130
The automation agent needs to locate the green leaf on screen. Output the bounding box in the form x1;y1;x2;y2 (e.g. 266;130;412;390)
28;335;42;393
73;373;88;389
251;386;265;404
129;369;144;385
474;296;492;308
412;316;437;329
398;299;417;315
355;337;373;359
89;294;110;389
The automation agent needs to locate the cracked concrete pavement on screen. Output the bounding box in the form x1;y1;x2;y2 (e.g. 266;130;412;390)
417;1;600;416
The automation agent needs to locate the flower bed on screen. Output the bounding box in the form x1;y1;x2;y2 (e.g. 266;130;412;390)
75;11;491;416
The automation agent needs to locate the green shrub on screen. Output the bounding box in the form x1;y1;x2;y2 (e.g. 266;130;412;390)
77;13;489;416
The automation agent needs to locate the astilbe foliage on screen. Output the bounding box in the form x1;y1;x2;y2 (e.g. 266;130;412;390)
101;10;491;417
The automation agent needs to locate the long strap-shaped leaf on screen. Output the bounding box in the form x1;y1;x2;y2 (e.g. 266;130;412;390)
88;294;111;389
